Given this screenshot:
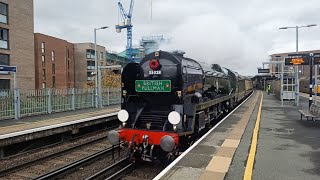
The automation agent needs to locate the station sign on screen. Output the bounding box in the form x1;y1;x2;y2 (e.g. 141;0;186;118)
285;53;320;65
285;54;309;65
258;69;270;73
0;65;17;72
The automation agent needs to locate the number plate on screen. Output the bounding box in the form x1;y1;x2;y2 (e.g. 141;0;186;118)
135;80;171;92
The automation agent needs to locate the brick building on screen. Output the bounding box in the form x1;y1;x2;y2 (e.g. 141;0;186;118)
74;43;106;88
0;0;35;90
34;33;75;89
270;50;320;78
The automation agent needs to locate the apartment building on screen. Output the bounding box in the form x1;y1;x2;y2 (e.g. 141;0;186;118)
0;0;35;90
74;43;106;88
34;33;75;89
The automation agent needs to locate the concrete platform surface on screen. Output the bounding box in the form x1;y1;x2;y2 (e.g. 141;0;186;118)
226;93;320;180
0;105;120;135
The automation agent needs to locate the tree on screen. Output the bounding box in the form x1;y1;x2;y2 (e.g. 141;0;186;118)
84;69;121;88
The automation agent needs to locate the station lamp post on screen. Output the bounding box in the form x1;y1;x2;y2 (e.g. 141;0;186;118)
279;24;317;106
94;26;108;108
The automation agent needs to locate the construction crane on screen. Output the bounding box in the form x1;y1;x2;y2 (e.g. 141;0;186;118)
116;0;134;62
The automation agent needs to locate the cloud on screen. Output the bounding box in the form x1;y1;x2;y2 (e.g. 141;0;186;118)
159;14;267;75
34;0;320;75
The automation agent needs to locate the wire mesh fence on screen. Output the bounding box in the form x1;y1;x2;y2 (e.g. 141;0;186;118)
109;87;121;105
75;88;95;109
0;87;120;120
20;89;48;117
0;90;15;120
101;87;121;106
51;89;72;113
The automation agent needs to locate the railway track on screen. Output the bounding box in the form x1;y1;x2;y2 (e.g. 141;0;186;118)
0;113;119;159
86;157;134;180
34;144;125;180
0;125;121;179
0;134;109;176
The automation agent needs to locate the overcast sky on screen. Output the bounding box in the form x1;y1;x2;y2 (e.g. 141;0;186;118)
34;0;320;75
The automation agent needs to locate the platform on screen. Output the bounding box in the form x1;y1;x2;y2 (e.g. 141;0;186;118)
226;93;320;180
156;91;320;180
0;105;120;149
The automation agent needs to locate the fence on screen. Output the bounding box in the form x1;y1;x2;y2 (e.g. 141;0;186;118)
0;88;121;120
101;87;122;106
0;90;14;120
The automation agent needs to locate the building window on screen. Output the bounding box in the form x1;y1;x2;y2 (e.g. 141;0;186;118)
52;51;55;61
52;76;56;88
0;79;9;90
0;3;8;24
100;52;103;61
67;60;70;80
86;49;95;59
87;61;95;70
52;64;55;75
42;55;45;67
87;72;94;81
67;72;70;81
41;42;45;53
0;28;8;49
0;53;9;65
67;48;70;58
42;69;46;80
42;82;46;89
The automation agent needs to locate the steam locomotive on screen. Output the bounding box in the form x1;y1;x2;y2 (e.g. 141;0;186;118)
108;51;253;161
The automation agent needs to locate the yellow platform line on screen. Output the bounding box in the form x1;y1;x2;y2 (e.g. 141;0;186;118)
243;91;263;180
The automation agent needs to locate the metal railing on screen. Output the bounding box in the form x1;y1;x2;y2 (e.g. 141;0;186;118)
20;89;48;117
75;88;95;110
101;87;121;106
0;87;121;120
0;90;14;120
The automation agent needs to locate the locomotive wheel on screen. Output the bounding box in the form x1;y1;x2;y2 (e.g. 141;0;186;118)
179;136;193;151
223;108;229;114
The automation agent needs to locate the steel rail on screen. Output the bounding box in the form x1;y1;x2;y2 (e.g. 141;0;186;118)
105;163;134;180
0;134;107;176
34;143;124;180
4;122;119;160
0;123;119;176
85;157;133;180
